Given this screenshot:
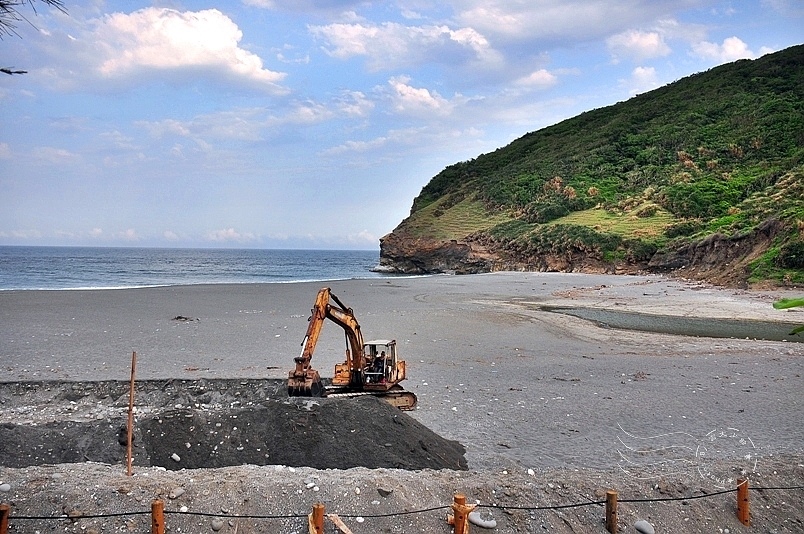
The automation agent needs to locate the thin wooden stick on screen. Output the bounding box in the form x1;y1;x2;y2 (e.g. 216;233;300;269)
736;478;750;525
127;351;137;476
605;490;618;533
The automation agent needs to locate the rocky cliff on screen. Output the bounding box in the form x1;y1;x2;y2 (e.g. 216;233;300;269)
378;218;791;287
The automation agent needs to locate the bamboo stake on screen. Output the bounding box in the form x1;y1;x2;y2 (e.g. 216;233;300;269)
447;493;475;534
127;351;137;476
605;490;618;533
151;500;165;534
0;503;10;534
308;503;324;534
737;478;750;526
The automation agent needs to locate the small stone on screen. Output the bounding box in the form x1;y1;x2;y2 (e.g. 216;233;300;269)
377;487;394;497
171;453;181;462
168;487;185;499
354;487;361;495
179;505;188;513
0;483;11;493
634;519;655;534
211;518;225;531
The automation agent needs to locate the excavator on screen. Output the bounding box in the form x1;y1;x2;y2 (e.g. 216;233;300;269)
287;287;417;410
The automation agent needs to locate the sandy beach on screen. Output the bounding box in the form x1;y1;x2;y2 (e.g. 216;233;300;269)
1;272;802;532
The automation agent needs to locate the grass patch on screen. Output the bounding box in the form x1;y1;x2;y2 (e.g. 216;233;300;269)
546;205;676;239
400;197;512;240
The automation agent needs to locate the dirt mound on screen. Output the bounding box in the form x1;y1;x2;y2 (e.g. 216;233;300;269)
0;379;467;471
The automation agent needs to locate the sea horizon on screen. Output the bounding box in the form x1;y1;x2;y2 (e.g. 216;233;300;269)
0;246;395;291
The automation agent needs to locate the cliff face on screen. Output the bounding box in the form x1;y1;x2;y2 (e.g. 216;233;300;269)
378;218;787;287
647;218;783;286
377;232;493;275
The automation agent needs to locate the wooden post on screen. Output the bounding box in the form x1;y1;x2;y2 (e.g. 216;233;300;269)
0;503;10;534
737;478;750;526
127;351;137;476
447;493;474;534
308;503;324;534
605;490;618;533
151;499;165;534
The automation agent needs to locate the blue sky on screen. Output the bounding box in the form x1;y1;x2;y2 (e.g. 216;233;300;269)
1;1;802;249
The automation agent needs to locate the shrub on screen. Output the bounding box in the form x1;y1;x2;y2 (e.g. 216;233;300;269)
776;241;804;268
665;220;703;238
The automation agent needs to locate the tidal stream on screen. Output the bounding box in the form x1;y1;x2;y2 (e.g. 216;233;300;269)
543;307;802;343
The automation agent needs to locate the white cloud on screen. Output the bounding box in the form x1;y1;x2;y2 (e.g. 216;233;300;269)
453;0;695;43
89;228;103;238
0;229;43;239
243;0;367;13
762;0;804;17
118;228;139;241
309;21;502;70
387;76;455;116
321;127;424;156
624;66;660;95
0;143;11;159
607;29;671;62
322;138;387;156
515;69;559;88
31;146;78;164
654;18;708;43
39;7;288;93
206;228;257;243
139;102;343;149
163;230;179;241
691;36;757;63
347;230;379;246
336;90;374;117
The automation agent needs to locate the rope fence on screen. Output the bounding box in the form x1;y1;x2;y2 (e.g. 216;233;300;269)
1;481;801;533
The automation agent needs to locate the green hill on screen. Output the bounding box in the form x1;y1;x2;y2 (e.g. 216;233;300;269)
379;44;804;286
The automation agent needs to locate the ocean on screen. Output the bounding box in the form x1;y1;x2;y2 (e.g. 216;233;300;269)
0;246;391;290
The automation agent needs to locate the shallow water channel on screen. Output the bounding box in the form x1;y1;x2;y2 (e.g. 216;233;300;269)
542;306;802;343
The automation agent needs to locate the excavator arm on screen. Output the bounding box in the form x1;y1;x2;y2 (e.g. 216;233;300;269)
288;288;365;396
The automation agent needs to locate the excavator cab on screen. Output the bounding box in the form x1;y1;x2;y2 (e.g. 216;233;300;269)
361;340;399;385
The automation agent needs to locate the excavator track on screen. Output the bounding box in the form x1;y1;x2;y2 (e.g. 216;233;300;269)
325;385;418;411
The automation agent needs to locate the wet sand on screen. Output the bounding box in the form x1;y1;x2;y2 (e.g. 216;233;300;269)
1;272;802;470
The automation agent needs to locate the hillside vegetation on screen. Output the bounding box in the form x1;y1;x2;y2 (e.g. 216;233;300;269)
385;44;804;285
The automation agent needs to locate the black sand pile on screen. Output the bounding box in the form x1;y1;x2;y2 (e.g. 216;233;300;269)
0;379;467;471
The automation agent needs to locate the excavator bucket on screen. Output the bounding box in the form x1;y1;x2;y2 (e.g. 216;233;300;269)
288;361;325;397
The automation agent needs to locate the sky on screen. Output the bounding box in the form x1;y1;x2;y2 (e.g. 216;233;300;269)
1;1;802;250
